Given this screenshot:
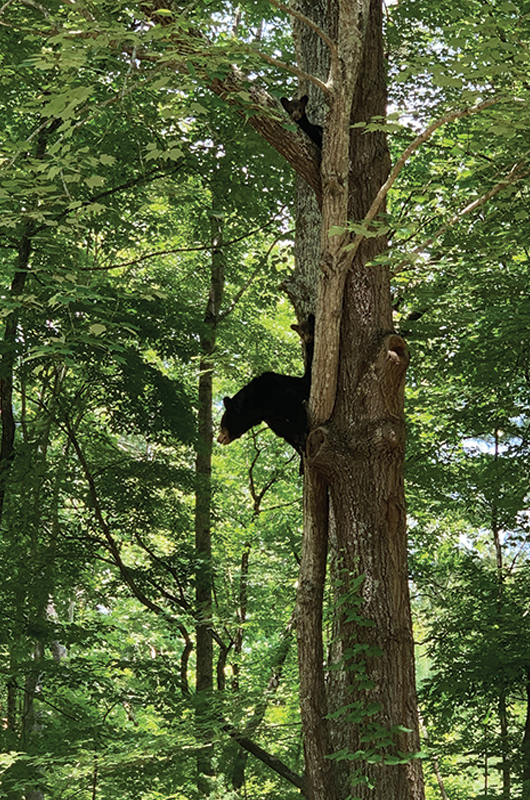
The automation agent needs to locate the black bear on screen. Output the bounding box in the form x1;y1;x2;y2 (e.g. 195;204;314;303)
280;95;323;149
217;315;315;455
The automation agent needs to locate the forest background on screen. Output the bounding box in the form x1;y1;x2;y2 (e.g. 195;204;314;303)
0;0;530;799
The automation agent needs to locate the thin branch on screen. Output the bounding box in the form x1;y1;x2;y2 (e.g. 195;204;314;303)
59;0;96;22
393;160;529;273
99;211;290;272
255;49;330;95
247;433;282;515
1;0;50;17
28;163;185;240
220;229;294;320
259;497;302;513
345;97;505;263
507;530;530;574
268;0;336;55
133;528;191;611
5;676;80;722
231;614;295;787
64;419;173;619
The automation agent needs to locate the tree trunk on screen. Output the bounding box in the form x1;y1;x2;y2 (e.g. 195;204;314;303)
146;1;425;796
492;431;511;798
292;1;425;798
0;119;59;525
522;671;530;799
195;207;225;793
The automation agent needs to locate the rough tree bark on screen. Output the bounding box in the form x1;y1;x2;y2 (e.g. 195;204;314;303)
285;1;425;799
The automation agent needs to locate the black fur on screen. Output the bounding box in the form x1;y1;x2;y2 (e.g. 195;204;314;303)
280;95;323;149
218;315;315;454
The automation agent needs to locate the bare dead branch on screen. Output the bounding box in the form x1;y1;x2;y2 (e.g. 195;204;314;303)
255;48;330;94
222;722;306;793
268;0;337;57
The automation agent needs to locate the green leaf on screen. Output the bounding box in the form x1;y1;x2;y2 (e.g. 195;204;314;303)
89;324;107;336
328;225;346;236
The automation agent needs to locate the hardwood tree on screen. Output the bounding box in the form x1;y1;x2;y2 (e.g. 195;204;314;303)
114;0;423;797
143;0;424;795
282;3;422;798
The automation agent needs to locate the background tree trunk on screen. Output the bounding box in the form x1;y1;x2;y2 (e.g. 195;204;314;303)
195;205;225;793
0;119;59;525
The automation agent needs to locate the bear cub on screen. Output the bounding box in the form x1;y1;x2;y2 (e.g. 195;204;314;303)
280;95;323;149
218;315;315;455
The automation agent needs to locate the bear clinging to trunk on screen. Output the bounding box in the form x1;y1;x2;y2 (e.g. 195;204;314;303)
217;315;314;455
217;372;309;454
280;95;323;149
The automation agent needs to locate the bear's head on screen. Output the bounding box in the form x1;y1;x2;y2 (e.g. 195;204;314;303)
217;396;244;445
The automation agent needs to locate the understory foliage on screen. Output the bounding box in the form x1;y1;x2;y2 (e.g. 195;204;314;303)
0;0;530;798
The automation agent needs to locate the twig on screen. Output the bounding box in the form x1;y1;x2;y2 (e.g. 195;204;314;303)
345;97;505;263
393;160;529;273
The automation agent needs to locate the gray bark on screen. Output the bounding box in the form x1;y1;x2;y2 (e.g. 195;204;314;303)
195;208;225;794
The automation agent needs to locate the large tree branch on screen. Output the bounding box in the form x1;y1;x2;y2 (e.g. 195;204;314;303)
207;72;322;203
138;1;323;201
26;3;323;201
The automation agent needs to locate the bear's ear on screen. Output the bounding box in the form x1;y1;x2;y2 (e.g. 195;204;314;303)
280;97;290;111
300;95;309;107
223;396;232;409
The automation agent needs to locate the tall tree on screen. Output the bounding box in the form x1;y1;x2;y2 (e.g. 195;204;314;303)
143;0;424;795
286;2;421;797
3;1;529;798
